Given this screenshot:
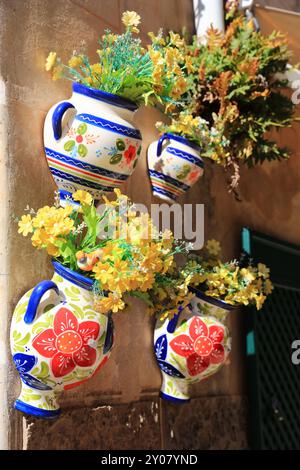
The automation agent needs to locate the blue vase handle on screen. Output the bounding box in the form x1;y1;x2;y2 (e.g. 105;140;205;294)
24;281;59;324
157;133;171;157
166;306;184;334
52;101;75;140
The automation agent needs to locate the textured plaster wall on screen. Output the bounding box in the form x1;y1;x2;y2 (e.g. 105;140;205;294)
0;0;299;450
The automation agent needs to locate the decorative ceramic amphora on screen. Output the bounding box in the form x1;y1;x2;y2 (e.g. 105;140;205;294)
43;83;142;205
10;261;114;418
154;287;232;402
147;133;204;202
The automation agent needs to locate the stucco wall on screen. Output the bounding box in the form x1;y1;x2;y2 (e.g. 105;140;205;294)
1;0;299;450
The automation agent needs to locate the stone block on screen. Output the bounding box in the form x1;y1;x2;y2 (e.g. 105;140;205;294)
162;395;248;450
25;399;161;450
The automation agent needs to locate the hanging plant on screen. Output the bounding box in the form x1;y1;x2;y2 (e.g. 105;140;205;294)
152;15;299;197
17;189;193;314
45;11;187;108
146;238;273;321
151;238;273;403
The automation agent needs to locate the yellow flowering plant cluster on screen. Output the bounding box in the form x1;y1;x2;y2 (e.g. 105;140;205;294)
155;14;299;194
144;263;195;321
146;238;273;320
17;189;192;315
147;30;191;111
45;11;187;107
184;239;274;310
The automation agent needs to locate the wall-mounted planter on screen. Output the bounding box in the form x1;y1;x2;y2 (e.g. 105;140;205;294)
10;261;114;418
147;133;204;202
44;83;142;205
154;287;233;402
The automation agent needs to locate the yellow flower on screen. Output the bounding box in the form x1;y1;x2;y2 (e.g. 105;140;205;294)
121;11;141;33
255;293;266;310
240;268;255;283
18;215;33;236
95;293;125;314
68;55;83;68
45;52;57;71
152;64;164;86
63;204;74;217
264;278;273;295
185;55;195;73
206;239;221;256
149;48;163;66
73;190;93;206
46;216;74;237
257;263;270;279
148;31;165;46
46;243;60;257
51;65;63;81
31;228;54;248
170;76;187;99
103;33;118;44
90;63;102;75
32;206;55;228
169;31;185;48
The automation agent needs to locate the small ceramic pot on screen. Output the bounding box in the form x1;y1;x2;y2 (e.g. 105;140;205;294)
10;261;114;418
43;83;142;204
147;133;204;202
154;287;233;402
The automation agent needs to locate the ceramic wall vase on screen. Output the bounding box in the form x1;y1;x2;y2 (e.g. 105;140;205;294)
154;287;233;402
147;133;204;202
10;261;114;418
43;83;142;205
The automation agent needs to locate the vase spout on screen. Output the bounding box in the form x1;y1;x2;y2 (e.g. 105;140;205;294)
160;372;190;403
15;383;61;419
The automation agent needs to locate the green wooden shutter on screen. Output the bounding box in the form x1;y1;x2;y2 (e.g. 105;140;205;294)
242;228;300;450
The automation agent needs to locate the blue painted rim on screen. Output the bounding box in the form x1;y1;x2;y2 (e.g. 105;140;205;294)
15;400;61;419
166;146;204;168
52;261;94;291
49;166;113;192
188;286;236;311
72;83;138;111
45;148;129;180
165;133;202;152
160;391;190;404
76;114;142;140
149;169;190;191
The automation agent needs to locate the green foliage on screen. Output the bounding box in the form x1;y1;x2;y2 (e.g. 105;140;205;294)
190;18;296;166
159;15;298;192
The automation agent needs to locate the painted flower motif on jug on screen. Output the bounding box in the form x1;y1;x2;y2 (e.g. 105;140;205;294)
32;307;100;377
100;137;141;170
64;122;98;158
167;160;202;186
13;353;52;391
169;316;225;376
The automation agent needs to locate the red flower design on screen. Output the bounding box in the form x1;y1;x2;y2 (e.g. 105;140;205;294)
169;317;225;376
32;307;100;378
124;145;136;165
63;355;109;390
188;168;201;184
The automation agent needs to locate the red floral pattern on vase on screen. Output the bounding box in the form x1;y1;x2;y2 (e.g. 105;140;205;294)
63;355;109;390
187;168;201;184
32;307;100;377
124;145;136;165
169;317;225;376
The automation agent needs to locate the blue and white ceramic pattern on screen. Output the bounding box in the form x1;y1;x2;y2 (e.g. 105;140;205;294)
154;288;232;402
43;83;142;204
10;261;114;418
147;133;204;202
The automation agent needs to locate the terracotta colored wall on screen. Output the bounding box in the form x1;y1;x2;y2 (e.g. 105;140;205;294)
1;0;299;450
